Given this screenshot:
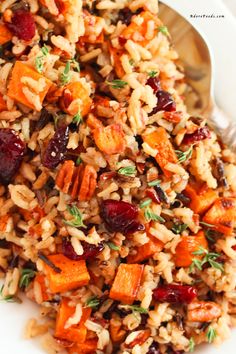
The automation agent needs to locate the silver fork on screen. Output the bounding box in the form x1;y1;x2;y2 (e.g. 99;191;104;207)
159;2;236;151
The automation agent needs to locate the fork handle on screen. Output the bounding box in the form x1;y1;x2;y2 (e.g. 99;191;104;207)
209;103;236;151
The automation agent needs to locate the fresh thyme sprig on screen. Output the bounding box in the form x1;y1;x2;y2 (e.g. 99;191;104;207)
86;296;100;309
117;166;137;176
144;207;165;223
64;205;86;228
175;145;194;163
60;61;71;85
107;242;120;251
119;304;148;314
188;337;195;352
206;326;217;343
19;269;36;288
148;71;158;78
35;45;49;73
106;79;128;89
147;179;161;187
172;223;188;234
190;247;224;272
72;111;82;125
158;25;170;36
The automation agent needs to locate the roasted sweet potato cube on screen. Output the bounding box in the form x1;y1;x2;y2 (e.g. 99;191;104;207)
68;339;98;354
43;254;90;293
203;197;236;235
93;124;125;155
175;231;208;267
0;24;12;45
184;183;218;214
55;298;91;343
33;274;51;303
108;44;125;79
127;235;163;263
109;263;144;304
120;11;161;46
0;95;7;112
7;61;52;110
142;127;178;178
60;81;92;116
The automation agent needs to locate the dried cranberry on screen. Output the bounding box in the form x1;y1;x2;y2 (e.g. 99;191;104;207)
147;342;160;354
101;200;145;235
7;9;36;41
153;284;197;304
182;126;211;145
152;90;176;114
62;239;104;261
35;108;53;131
0;129;25;184
146;76;161;94
117;7;135;25
42;125;69;169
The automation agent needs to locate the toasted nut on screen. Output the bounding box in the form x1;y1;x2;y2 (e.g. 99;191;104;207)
187;301;222;322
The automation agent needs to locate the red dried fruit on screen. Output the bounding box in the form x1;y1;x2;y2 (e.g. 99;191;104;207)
146;76;161;94
0;128;25;184
153;284;197;304
42;125;69;169
117;7;135;25
7;10;36;41
152;90;176;114
147;342;160;354
182;126;211;145
62;239;104;261
101;200;145;235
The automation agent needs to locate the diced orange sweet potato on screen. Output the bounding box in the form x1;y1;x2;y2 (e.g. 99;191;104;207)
175;231;208;267
184;183;218;215
187;301;222;322
68;339;98;354
93;124;125;155
7;61;52;110
142;127;178;178
108;44;125;79
86;114;103;130
0;94;7;112
109;264;144;304
60;81;92;116
55;298;91;343
33;274;51;303
43;254;90;294
203;197;236;235
0;24;12;45
127;234;163;263
120;11;162;46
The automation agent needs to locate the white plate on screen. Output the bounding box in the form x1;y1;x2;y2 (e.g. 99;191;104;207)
1;1;236;353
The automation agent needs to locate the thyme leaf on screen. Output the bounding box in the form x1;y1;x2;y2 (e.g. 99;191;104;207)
175;145;194;163
19;268;36;288
60;61;71;85
86;296;100;309
118;166;137;176
64;205;86;228
144;207;165;223
106;79;128;89
206;326;217;343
